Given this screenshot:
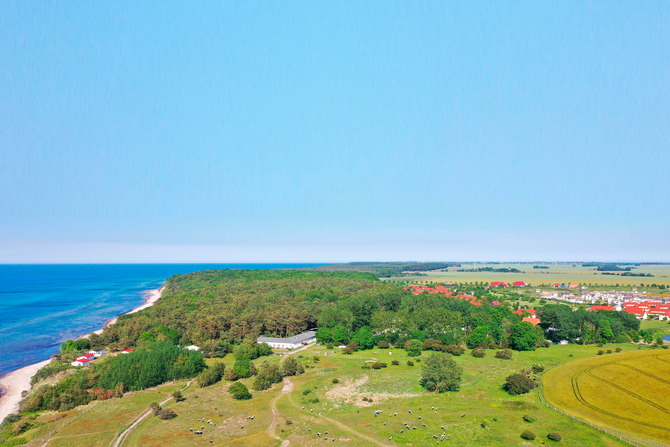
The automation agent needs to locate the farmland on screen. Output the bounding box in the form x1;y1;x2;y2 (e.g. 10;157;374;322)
383;263;670;289
543;349;670;446
13;343;648;447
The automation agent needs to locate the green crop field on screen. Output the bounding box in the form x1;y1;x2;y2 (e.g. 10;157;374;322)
16;344;653;447
543;349;670;446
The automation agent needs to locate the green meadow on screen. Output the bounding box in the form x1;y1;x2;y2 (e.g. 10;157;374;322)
15;343;657;447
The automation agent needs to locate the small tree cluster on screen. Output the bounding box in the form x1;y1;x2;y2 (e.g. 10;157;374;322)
229;382;251;400
471;348;485;358
521;430;536;440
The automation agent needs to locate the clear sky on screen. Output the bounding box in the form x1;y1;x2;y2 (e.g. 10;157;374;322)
1;2;669;263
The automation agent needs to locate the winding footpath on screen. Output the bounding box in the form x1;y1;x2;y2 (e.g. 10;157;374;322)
110;380;193;447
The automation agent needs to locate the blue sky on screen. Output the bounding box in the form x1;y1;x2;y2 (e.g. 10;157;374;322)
1;2;669;263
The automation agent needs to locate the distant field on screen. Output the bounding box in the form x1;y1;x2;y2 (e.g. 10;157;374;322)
18;344;646;446
543;349;670;446
384;263;670;288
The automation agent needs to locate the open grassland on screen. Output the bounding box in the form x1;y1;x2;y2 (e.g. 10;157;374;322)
15;344;654;447
543;349;670;446
385;263;670;288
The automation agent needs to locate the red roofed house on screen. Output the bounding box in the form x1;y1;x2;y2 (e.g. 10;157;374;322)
514;308;536;318
513;281;527;287
624;307;648;320
121;349;133;354
490;282;509;288
71;358;90;367
588;305;615;312
522;317;540;326
568;283;579;288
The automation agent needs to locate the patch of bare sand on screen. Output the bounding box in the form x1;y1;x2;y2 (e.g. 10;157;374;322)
325;376;420;407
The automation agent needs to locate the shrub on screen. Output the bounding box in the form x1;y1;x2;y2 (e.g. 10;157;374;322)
281;356;305;377
378;340;390;349
310;397;319;403
346;341;359;352
606;349;612;354
326;343;334;349
156;409;177;420
224;368;238;381
313;355;321;362
615;347;622;353
11;419;32;435
391;360;400;365
523;414;536;423
371;362;387;369
332;378;339;384
521;430;536;440
444;345;465;356
472;348;485;358
531;364;545;374
547;432;562;442
229;382;251;400
495;349;513;360
597;350;605;355
150;402;161;415
342;347;353;355
405;339;423;357
503;373;537;395
172;390;184;402
407;360;414;366
198;362;226;388
302;389;311;395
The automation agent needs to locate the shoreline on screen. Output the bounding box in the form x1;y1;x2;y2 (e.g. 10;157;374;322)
0;285;164;422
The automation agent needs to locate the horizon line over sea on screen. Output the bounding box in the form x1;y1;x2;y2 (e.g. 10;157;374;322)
0;263;324;378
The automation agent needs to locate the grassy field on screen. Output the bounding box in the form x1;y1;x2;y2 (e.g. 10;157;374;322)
384;263;670;289
543;349;670;446
15;343;659;447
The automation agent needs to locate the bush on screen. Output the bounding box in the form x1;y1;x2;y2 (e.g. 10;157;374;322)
444;345;465;356
495;349;513;360
407;360;414;366
229;382;252;400
172;390;184;402
302;389;311;395
346;341;359;352
326;343;334;349
156;409;177;420
503;373;537;395
371;362;387;369
615;347;622;353
531;364;545;374
281;356;305;377
198;362;226;388
471;348;485;358
523;414;536;423
224;368;238;381
378;340;390;349
332;378;339;384
342;347;353;355
547;432;562;442
521;430;536;440
597;350;605;355
150;402;161;415
391;360;400;365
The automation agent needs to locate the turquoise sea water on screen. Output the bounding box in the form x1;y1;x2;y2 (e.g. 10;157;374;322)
0;264;322;377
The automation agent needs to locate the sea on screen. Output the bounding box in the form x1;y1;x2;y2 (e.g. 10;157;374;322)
0;264;322;378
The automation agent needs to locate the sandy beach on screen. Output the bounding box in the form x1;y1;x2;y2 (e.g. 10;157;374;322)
0;286;164;422
92;286;164;335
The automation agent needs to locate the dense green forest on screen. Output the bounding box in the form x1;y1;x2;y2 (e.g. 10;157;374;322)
305;262;460;277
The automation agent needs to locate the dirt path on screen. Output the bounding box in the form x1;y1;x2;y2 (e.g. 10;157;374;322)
110;380;193;447
268;378;294;446
268;343;389;447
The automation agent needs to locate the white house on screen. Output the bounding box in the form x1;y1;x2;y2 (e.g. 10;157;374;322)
257;330;317;349
71;358;90;367
185;345;200;351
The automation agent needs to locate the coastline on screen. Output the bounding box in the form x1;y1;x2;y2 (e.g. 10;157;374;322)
0;285;164;422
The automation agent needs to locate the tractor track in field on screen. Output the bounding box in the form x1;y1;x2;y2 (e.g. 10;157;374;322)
618;363;670;386
569;361;670;433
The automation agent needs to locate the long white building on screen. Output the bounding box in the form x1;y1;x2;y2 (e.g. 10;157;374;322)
257;330;317;349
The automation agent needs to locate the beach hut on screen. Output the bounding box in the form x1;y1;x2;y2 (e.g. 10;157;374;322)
71;358;90;367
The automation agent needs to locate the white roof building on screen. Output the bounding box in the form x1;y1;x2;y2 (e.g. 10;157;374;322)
257;330;317;350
